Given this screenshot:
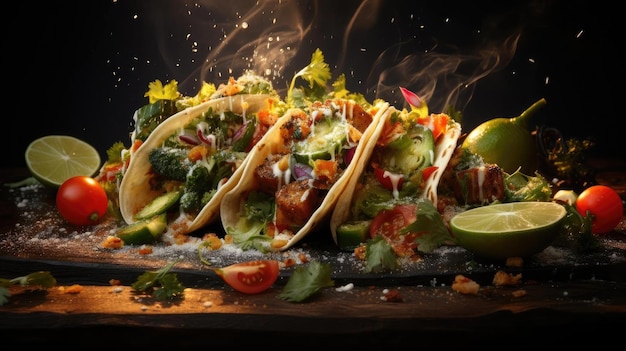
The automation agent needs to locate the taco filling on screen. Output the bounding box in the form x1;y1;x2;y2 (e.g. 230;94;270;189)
220;98;388;252
117;72;285;245
331;99;462;268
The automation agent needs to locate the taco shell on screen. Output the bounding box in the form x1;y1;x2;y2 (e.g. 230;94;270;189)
329;106;462;244
118;94;275;242
220;100;389;251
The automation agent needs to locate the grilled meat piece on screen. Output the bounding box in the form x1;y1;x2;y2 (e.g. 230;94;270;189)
254;154;288;195
275;179;322;231
453;164;505;205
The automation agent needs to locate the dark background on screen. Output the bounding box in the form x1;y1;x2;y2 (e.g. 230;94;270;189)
9;0;620;169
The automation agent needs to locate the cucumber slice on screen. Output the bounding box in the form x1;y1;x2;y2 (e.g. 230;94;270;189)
134;191;181;220
336;220;371;251
293;119;347;165
116;213;168;245
382;124;434;175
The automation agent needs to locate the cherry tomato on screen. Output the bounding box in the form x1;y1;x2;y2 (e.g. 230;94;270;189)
370;204;419;256
374;166;404;191
575;185;623;234
215;260;280;294
56;176;109;226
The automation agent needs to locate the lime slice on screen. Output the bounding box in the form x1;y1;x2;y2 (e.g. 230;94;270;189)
449;202;567;260
25;135;102;188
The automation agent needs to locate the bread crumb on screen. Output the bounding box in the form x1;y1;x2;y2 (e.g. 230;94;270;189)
452;274;480;295
63;284;84;294
493;270;523;286
505;257;524;267
102;236;123;249
511;289;527;298
138;245;153;255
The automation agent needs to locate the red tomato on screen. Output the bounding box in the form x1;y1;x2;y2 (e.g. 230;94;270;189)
56;176;109;226
370;204;419;257
374;167;404;191
576;185;623;234
216;260;280;294
421;166;439;182
417;113;449;141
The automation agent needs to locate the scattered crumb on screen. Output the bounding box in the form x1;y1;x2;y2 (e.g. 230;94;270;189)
102;236;123;249
493;270;523;286
62;284;84;294
511;289;527;298
451;274;480;295
336;283;354;292
381;288;403;302
138;245;153;255
505;257;524;267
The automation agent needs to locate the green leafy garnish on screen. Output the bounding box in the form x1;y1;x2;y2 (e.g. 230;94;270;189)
279;261;334;302
1;271;57;306
131;261;185;300
404;199;456;252
364;236;398;273
105;141;127;164
286;48;332;106
555;202;601;253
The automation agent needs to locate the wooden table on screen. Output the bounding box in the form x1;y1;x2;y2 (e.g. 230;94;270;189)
1;162;625;347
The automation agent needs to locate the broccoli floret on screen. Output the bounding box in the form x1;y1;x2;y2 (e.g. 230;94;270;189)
180;165;212;213
149;147;192;181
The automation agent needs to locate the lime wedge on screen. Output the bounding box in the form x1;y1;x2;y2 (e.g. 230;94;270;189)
25;135;101;188
449;202;567;260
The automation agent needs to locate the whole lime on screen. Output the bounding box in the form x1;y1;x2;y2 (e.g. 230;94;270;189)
462;99;546;174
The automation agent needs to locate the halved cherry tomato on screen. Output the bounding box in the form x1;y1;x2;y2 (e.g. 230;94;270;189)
56;176;109;226
215;260;280;294
417;113;449;141
374;166;404;191
575;185;623;234
370;204;419;257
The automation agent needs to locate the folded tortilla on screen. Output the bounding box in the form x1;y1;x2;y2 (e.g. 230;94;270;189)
220;99;389;251
329;106;462;244
118;94;277;243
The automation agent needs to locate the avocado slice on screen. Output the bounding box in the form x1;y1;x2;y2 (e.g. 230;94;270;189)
116;213;168;245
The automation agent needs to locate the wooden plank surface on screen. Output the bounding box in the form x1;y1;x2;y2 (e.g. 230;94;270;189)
1;163;626;346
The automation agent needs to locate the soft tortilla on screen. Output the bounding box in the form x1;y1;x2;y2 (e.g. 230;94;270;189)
118;94;275;240
329;106;462;244
220;101;389;251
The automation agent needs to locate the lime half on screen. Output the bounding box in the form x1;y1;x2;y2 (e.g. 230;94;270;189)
25;135;101;188
449;201;567;260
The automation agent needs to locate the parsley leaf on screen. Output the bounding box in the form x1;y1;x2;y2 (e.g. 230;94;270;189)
287;48;331;106
279;261;334;302
0;271;57;306
401;199;456;252
131;261;185;300
364;236;398;273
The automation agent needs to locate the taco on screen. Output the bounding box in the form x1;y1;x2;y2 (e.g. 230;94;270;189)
118;75;284;244
220;98;389;252
329;102;462;257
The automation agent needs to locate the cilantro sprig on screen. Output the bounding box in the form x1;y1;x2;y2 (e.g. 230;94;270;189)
279;261;334;302
131;261;185;300
286;48;332;107
0;271;57;306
